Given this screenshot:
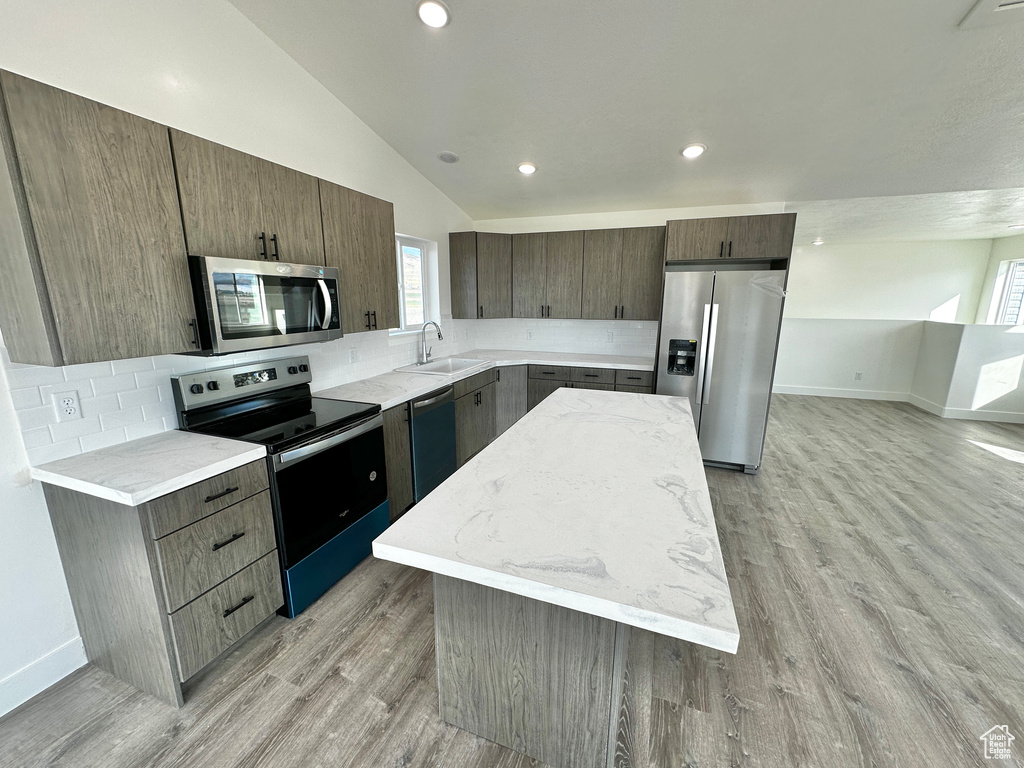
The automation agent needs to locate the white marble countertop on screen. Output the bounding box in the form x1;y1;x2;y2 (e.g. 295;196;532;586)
315;348;655;410
30;431;267;507
372;388;739;653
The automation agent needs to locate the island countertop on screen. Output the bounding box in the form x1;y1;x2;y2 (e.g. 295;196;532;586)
372;387;740;653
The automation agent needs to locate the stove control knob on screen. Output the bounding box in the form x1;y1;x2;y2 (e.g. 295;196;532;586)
287;366;299;375
207;381;220;391
189;383;204;395
299;364;309;373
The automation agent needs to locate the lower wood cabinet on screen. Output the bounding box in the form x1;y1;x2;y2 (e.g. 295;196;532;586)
382;404;414;521
527;366;649;409
42;459;282;707
456;381;496;466
495;366;527;435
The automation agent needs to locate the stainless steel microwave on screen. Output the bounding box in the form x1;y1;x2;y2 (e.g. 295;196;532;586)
189;255;342;355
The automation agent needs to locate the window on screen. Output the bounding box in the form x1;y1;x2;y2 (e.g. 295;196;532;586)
997;260;1024;325
395;235;432;330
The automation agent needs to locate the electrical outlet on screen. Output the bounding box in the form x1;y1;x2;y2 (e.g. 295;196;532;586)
527;329;534;340
348;348;357;364
854;371;863;381
52;390;82;422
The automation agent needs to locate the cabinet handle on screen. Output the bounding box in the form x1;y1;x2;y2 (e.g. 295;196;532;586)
270;233;280;261
728;241;732;258
204;486;239;503
364;311;372;331
496;369;501;382
258;232;268;259
480;305;484;318
542;371;555;375
614;305;618;319
211;531;246;551
371;310;378;329
546;305;551;317
719;241;723;258
584;374;599;378
620;305;625;318
188;319;200;348
627;376;641;380
540;303;544;317
222;595;254;618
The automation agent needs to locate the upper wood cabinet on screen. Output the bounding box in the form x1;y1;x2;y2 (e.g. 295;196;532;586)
582;226;665;321
170;131;324;266
449;232;512;319
320;180;399;334
512;231;583;319
0;71;194;365
666;213;796;262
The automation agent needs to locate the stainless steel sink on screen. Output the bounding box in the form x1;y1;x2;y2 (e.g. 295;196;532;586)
396;357;489;376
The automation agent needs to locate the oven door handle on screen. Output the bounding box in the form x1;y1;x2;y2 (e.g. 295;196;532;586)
317;279;332;331
272;413;383;471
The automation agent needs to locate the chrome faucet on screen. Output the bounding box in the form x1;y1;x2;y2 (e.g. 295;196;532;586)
420;321;443;364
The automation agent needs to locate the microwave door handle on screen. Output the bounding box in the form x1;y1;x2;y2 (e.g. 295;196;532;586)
317;279;332;330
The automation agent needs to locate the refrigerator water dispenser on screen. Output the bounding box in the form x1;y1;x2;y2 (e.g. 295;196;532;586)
667;339;697;376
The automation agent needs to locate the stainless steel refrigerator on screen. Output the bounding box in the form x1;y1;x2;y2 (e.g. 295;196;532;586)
655;264;787;473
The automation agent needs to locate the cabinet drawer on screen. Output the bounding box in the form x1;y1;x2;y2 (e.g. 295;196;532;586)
528;364;572;381
615;370;654;387
570;367;615;385
169;551;283;681
615;384;653;394
144;460;269;539
454;368;496;399
156;490;276;612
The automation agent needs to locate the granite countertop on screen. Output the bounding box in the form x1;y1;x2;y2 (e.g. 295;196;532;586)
315;348;655;410
30;431;267;507
372;387;739;653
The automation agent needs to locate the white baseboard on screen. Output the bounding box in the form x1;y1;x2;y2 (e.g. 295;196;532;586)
906;393;945;416
0;636;86;718
940;407;1024;424
772;384;907;401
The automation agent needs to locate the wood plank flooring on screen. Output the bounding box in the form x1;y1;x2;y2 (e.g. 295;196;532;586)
2;395;1023;767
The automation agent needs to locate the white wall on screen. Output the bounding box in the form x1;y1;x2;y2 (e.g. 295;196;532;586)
946;324;1024;422
0;0;473;716
909;322;964;412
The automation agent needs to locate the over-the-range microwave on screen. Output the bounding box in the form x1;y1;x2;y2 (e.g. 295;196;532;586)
189;255;342;355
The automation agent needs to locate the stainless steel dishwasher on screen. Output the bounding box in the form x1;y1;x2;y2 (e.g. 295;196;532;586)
410;385;457;501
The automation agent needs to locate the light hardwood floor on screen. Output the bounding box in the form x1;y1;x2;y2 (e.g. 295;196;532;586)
2;395;1023;767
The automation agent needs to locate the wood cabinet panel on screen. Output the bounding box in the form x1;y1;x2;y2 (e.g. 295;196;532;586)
455;383;496;466
512;233;546;318
570;367;616;385
725;213;797;260
615;370;654;388
255;161;325;266
528;364;572;381
495;366;527;436
476;232;512;318
169;551;283;681
527;378;565;411
383;404;413;521
619;226;665;320
665;217;729;261
454;368;497;400
155;491;276;612
614;384;653;393
582;229;622;320
1;72;194;365
368;193;401;331
449;232;478;319
544;231;584;319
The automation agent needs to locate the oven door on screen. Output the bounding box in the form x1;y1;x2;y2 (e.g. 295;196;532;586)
191;255;342;354
269;414;387;569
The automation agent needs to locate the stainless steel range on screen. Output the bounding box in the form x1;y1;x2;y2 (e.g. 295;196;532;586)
172;355;389;617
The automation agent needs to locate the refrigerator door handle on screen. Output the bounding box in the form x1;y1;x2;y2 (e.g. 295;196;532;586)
695;303;713;404
703;304;720;405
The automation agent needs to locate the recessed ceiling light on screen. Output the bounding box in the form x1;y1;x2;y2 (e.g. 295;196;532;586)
680;143;707;159
812;238;825;246
417;0;450;28
1010;224;1024;230
437;151;459;164
518;162;537;175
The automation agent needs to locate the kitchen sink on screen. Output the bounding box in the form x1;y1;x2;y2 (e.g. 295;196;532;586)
396;357;489;376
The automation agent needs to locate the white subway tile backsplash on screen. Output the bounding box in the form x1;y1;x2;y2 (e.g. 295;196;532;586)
110;357;155;375
9;387;42;409
90;373;139;397
6;365;65;389
17;404;58;431
79;428;127;453
141;401;176;423
125;418;167;442
99;406;145;431
79;393;122;417
49;415;103;443
62;361;114;381
117;387;161;409
21;427;53;450
27;438;82;466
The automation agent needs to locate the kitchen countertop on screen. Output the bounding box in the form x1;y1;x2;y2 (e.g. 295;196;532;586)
372;387;739;653
29;431;267;507
315;348;655;410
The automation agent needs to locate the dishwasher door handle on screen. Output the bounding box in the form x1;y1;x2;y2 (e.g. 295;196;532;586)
412;386;454;413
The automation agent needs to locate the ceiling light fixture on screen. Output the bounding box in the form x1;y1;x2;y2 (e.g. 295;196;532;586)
680;143;707;159
417;0;450;28
1010;224;1024;230
518;162;537;175
437;151;459;164
812;238;825;246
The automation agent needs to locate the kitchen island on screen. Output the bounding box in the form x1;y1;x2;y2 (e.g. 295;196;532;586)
372;388;738;768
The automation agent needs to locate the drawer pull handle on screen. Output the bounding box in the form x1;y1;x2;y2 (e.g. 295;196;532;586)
223;595;254;618
204;486;239;503
627;376;641;380
584;374;598;378
212;531;246;551
542;371;555;375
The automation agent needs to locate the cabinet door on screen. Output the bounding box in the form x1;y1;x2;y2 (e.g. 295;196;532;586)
665;217;729;261
725;213;797;260
321;180;398;333
255;160;325;266
2;72;193;364
449;232;478;319
455;385;496;466
619;226;665;320
582;229;622;320
475;382;497;453
382;405;413;521
169;130;264;261
544;231;584;319
476;232;512;318
495;366;527;435
527;378;565;411
512;233;546;318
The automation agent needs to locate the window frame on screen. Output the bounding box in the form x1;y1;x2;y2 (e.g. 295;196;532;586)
394;234;433;332
996;259;1024;325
